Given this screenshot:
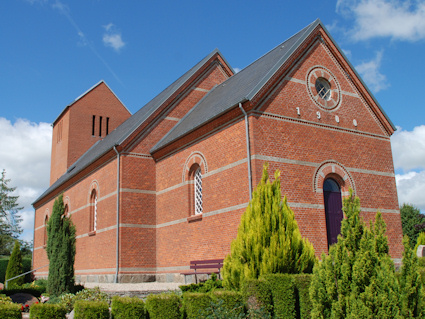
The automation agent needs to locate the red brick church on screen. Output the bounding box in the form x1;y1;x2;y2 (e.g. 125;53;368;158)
33;19;403;283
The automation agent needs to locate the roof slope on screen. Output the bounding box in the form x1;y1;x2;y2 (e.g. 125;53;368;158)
34;49;229;205
152;19;395;153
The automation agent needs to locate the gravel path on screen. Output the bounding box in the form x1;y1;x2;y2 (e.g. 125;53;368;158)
83;282;182;292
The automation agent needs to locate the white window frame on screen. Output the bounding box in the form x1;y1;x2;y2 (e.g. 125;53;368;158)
194;168;203;215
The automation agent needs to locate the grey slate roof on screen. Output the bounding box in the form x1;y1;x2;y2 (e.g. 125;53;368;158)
151;18;395;153
34;49;228;205
35;18;396;205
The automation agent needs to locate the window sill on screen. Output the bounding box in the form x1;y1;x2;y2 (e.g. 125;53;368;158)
187;214;203;223
88;231;96;236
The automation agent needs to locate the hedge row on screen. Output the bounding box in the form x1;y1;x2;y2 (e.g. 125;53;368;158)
29;304;67;319
242;273;312;319
16;274;313;319
0;303;22;319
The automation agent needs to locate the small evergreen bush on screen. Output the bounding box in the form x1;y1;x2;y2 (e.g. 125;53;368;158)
242;278;273;315
58;286;109;312
211;290;245;316
22;279;48;295
0;303;22;319
74;300;109;319
183;292;213;318
180;273;223;293
29;303;67;319
111;295;146;319
145;293;181;319
5;241;23;288
222;164;316;290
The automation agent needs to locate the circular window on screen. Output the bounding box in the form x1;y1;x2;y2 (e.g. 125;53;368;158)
306;67;341;110
315;78;331;101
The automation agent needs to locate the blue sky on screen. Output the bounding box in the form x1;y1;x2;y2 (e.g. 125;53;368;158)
1;0;425;242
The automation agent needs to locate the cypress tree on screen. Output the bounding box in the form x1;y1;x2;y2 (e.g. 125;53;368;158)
5;240;23;288
399;236;425;318
310;191;403;319
222;163;316;290
47;194;76;296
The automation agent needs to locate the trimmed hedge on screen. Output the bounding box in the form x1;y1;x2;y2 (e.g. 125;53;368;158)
0;303;22;319
262;274;296;319
210;290;245;316
29;303;67;319
74;300;109;319
145;293;181;319
1;288;43;298
183;292;213;318
293;274;312;319
242;278;273;315
111;295;146;319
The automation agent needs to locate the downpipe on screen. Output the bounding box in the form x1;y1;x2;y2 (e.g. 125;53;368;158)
238;103;253;201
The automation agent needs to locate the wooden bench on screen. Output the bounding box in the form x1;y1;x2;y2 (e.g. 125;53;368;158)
181;259;224;284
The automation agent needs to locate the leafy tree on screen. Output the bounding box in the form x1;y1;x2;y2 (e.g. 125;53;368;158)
222;163;316;290
310;191;402;319
400;203;424;248
47;194;76;296
0;170;23;255
5;240;24;288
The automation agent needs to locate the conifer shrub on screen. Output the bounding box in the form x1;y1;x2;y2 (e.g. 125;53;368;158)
0;303;22;319
183;292;213;318
29;303;67;319
222;164;316;290
73;300;109;319
145;293;181;319
310;191;404;318
46;194;76;296
242;278;273;315
399;236;425;318
111;296;146;319
5;240;23;288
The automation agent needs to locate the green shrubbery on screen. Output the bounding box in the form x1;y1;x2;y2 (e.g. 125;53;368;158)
74;300;109;319
222;164;316;290
145;293;181;319
111;296;146;319
180;273;223;293
5;241;23;288
58;287;110;312
0;303;22;319
29;303;67;319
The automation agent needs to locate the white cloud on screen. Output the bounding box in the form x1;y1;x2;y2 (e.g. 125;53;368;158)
0;117;52;241
391;125;425;171
355;51;389;93
102;23;125;52
233;67;241;73
391;125;425;211
337;0;425;41
396;171;425;211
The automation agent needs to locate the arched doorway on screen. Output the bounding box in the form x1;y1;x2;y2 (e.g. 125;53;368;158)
323;178;343;246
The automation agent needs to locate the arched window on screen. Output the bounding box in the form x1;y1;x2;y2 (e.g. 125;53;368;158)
194;168;203;215
43;215;48;246
90;189;97;232
323;178;343;246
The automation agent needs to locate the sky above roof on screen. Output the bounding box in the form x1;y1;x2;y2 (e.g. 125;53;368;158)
1;0;425;243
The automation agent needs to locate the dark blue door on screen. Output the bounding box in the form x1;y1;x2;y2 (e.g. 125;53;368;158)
323;179;343;246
